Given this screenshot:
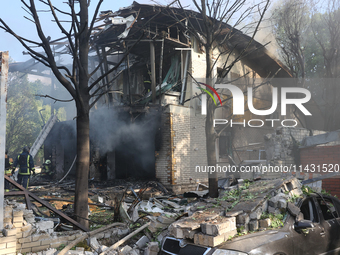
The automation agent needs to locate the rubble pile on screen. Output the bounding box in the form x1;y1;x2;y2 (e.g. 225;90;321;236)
1;199;84;254
166;177;304;247
1;177;309;254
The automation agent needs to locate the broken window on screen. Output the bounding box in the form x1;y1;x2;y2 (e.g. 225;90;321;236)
331;199;340;217
300;198;319;223
317;197;339;220
219;134;232;158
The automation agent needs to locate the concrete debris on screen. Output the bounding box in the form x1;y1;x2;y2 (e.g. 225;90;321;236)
138;201;164;213
156;230;168;243
135;236;150;249
165;177;306;247
201;217;236;236
183;190;209;198
89;237;101;252
2;174;310;253
148;218;171;233
143;242;159;255
259;218;271;228
119;202;132;223
18;248;58;255
127;248;140;255
119;245;132;255
194;229;238;247
156;215;176;224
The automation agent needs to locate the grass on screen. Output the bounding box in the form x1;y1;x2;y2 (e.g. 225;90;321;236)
260;212;284;228
88;210;116;230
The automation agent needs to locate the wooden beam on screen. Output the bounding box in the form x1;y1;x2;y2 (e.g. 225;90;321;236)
4;176;88;232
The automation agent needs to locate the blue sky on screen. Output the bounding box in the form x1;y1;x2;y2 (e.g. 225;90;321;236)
0;0;159;62
0;0;268;62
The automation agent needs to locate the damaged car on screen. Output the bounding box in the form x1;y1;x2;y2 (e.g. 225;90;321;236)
160;193;340;255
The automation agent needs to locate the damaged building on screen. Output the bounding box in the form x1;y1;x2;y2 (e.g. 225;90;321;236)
39;2;324;193
4;2;340;255
8;2;324;193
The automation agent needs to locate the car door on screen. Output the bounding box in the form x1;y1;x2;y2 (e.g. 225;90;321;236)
291;197;328;254
315;196;340;254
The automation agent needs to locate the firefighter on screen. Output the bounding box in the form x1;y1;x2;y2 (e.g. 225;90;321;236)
143;70;151;94
4;150;13;192
42;159;54;179
12;146;35;189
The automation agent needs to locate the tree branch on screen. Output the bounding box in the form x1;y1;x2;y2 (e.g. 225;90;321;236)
88;0;103;39
88;33;144;92
35;94;74;103
90;70;123;98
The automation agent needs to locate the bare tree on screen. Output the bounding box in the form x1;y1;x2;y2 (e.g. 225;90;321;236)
0;0;134;229
310;0;340;130
168;0;270;197
272;0;309;79
272;0;340;130
311;0;340;79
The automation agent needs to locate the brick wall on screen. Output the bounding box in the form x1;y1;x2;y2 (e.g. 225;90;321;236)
0;201;128;254
0;202;84;254
155;112;172;186
300;145;340;197
157;105;229;193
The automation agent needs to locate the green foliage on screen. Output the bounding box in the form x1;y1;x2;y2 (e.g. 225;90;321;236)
270;216;284;228
236;226;247;237
302;185;314;196
237;226;245;233
57;244;66;250
261;212;284;228
226;200;239;212
239;180;251;191
222;189;240;201
243;191;257;201
271;0;340;129
6;73;68;163
288;194;301;203
321;189;331;196
260;212;270;220
6;74;43;158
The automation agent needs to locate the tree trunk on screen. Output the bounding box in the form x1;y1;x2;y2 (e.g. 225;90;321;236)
74;103;90;229
73;0;90;229
206;98;218;197
204;39;218;198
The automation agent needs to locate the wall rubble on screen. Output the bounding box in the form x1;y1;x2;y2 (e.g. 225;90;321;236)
0;200;128;255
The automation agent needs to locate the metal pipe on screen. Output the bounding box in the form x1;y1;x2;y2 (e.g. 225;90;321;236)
127;47;132;105
159;39;164;105
180;50;190;105
150;41;156;103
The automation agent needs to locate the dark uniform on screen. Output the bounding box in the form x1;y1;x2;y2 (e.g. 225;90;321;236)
12;147;35;189
4;151;13;192
42;159;54;179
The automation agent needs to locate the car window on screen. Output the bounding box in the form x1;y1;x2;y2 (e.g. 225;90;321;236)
300;198;319;223
317;197;339;220
332;198;340;217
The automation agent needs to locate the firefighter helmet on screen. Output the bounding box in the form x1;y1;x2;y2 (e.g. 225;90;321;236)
23;146;30;152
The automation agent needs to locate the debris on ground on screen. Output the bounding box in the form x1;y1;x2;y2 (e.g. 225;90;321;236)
166;177;304;247
3;175;313;254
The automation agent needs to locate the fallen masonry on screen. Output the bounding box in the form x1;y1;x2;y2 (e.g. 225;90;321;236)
0;176;314;254
167;177;304;247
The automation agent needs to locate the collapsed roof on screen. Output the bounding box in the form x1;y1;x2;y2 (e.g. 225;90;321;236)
91;1;292;79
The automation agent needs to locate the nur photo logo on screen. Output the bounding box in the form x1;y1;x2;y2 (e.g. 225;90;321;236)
197;83;312;128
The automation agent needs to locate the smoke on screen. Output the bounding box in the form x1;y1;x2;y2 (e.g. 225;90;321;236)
90;107;161;176
255;19;280;58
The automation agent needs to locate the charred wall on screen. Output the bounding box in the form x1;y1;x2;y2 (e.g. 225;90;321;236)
45;107;162;181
